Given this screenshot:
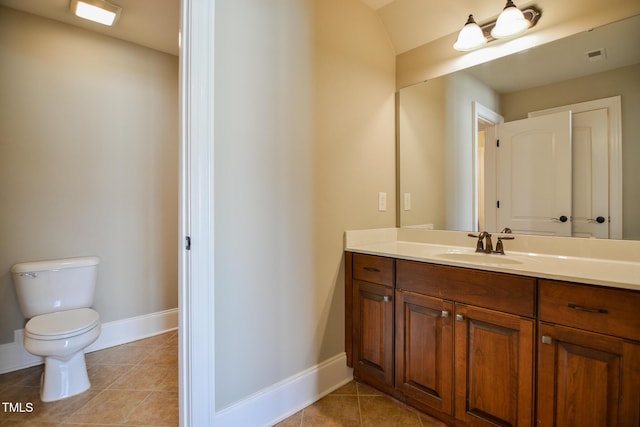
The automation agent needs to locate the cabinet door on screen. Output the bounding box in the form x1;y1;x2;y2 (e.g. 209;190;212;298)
537;322;640;427
455;304;535;426
395;291;454;415
353;280;394;392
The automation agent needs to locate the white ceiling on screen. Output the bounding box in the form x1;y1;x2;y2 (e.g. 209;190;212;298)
0;0;180;56
362;0;514;54
1;0;637;89
0;0;531;57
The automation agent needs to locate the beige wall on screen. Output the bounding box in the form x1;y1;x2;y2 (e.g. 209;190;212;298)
398;71;500;231
214;0;395;410
501;63;640;239
398;79;446;228
444;72;500;231
0;7;179;344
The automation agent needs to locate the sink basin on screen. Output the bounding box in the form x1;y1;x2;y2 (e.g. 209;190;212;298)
436;252;524;265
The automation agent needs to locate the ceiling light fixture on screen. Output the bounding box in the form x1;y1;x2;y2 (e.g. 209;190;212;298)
69;0;122;27
454;2;541;52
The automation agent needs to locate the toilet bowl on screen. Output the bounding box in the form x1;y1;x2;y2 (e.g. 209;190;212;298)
11;257;101;402
24;308;101;402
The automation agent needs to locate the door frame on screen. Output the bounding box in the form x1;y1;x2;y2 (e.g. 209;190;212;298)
472;102;503;232
179;0;216;426
528;96;622;239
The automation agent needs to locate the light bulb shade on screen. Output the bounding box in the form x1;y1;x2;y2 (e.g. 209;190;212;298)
454;15;487;51
491;1;530;39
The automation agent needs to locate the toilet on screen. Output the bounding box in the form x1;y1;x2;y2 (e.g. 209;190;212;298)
11;257;101;402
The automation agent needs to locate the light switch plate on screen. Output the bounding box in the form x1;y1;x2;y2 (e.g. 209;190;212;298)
403;193;411;211
378;192;387;211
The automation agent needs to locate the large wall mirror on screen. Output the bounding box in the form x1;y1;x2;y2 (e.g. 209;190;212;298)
398;14;640;240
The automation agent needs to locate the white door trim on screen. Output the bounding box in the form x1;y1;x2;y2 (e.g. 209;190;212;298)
179;0;216;426
472;102;503;232
528;96;622;239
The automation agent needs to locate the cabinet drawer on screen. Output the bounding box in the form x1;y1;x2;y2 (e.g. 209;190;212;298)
396;260;535;317
352;253;395;287
539;280;640;341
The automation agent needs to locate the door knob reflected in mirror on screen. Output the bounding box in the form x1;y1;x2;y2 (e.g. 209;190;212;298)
588;216;606;224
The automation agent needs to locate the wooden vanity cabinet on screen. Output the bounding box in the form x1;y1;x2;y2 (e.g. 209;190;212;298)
395;290;454;415
537;280;640;426
396;260;536;426
454;304;535;426
347;253;396;394
346;252;640;426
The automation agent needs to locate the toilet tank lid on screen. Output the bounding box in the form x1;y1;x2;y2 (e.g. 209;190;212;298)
11;256;100;274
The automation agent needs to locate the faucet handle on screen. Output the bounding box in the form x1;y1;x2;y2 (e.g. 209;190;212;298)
495;235;515;254
467;233;484;252
467;231;486;252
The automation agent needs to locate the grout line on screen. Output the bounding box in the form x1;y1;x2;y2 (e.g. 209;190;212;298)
122;389;155;424
356;382;363;427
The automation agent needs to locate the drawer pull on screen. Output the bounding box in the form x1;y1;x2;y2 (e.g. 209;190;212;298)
541;335;553;345
455;314;464;322
568;303;608;314
382;296;391;303
363;266;381;273
441;310;450;318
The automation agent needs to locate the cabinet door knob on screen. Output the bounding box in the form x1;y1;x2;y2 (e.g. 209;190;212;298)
455;314;464;322
441;310;450;318
541;335;553;345
382;296;391;303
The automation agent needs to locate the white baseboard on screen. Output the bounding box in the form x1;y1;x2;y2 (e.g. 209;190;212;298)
0;308;178;374
214;352;354;427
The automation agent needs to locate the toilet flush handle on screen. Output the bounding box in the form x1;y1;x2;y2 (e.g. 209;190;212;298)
20;272;38;278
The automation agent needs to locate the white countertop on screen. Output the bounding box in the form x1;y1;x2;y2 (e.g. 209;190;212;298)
345;228;640;291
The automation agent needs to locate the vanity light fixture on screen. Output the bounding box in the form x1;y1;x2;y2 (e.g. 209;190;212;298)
453;15;487;52
454;2;541;52
69;0;122;26
491;0;530;39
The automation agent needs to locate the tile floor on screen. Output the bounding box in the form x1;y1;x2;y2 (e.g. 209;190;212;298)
0;331;178;427
274;381;450;427
1;332;449;427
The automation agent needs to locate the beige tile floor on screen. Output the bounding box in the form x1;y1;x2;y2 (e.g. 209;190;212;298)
1;332;450;427
0;331;178;427
274;381;450;427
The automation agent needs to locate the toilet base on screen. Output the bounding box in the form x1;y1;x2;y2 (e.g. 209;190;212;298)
41;351;91;402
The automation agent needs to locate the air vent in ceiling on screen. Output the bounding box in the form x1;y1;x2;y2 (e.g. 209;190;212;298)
586;48;606;62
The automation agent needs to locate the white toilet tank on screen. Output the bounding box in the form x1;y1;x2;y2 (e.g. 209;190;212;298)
11;257;100;319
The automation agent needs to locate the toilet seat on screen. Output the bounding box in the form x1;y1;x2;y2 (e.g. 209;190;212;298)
26;308;100;341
